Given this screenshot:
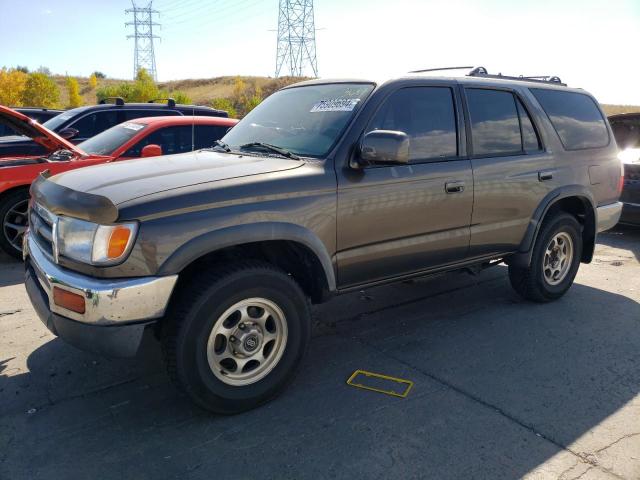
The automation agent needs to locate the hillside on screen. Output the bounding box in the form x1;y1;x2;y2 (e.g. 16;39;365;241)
53;75;307;108
52;75;639;116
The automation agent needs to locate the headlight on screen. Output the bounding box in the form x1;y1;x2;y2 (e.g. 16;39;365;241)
56;216;138;265
618;148;640;165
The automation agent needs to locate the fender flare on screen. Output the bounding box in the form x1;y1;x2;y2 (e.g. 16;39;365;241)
157;222;337;291
510;185;597;267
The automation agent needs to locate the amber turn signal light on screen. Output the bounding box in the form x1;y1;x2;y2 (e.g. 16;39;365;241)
53;287;85;314
107;226;132;259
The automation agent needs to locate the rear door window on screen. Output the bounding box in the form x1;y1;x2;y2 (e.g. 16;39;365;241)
194;125;229;149
531;89;609;150
368;86;458;162
516;98;542;152
123;125;194;157
466;89;522;156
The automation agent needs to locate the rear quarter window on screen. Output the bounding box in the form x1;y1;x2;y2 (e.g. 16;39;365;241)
531;89;609;150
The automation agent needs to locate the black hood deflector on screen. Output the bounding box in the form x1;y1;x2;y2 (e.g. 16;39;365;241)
31;173;119;224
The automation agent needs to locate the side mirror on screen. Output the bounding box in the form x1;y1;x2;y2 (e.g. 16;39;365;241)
357;130;410;167
58;127;79;140
141;144;163;158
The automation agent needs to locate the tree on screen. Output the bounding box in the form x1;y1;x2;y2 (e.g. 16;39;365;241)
0;68;28;106
170;91;191;104
92;71;106;79
244;85;263;114
88;73;98;89
210;98;237;118
66;77;83;108
22;72;60;107
15;65;29;74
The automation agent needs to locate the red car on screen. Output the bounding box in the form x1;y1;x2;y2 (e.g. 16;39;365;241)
0;106;238;258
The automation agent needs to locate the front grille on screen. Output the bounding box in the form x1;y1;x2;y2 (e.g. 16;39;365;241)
30;202;56;259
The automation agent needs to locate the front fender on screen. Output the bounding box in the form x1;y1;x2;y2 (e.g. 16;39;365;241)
157;222;337;291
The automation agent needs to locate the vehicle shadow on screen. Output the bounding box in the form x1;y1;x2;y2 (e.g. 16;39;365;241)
598;224;640;261
0;252;23;288
2;271;639;479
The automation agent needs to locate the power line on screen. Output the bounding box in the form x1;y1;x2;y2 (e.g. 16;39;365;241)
275;0;318;78
125;1;160;81
162;0;266;33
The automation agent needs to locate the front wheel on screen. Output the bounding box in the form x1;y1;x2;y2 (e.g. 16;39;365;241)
0;189;30;260
508;212;583;302
162;261;311;414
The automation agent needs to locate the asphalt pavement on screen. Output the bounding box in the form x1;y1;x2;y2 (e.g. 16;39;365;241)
1;226;639;479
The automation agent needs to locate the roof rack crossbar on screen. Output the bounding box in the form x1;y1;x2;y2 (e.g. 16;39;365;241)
147;98;176;108
98;97;125;106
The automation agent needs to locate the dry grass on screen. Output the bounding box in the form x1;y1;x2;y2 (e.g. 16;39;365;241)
53;75;640;116
53;75;308;108
601;104;640;116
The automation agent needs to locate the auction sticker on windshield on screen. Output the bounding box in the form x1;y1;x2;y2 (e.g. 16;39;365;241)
310;98;361;113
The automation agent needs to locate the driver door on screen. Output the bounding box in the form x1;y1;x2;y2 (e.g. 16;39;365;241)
335;84;474;287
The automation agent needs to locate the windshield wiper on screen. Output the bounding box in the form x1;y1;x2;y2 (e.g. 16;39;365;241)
212;139;231;152
239;142;300;160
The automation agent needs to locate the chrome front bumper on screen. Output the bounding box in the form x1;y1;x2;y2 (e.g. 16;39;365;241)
25;232;178;326
596;202;623;233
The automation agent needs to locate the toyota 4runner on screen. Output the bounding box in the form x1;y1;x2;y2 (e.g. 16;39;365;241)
24;68;623;413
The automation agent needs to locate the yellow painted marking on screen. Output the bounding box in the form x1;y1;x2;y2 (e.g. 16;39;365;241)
346;369;414;398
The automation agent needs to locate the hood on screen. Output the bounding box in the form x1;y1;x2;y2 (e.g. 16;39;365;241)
0;105;85;156
48;150;304;206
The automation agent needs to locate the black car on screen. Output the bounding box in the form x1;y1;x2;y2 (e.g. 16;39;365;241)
0;98;228;157
0;107;63;136
609;113;640;225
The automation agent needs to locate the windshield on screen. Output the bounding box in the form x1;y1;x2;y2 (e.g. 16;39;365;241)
42;108;85;131
77;122;147;155
223;83;374;158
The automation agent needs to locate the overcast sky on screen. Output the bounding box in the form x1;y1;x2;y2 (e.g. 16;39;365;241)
2;0;639;104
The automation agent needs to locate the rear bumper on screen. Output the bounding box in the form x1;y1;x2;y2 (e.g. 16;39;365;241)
596;202;623;232
24;233;178;357
619;202;640;226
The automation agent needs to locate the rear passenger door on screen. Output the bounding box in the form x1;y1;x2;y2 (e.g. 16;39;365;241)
336;84;474;287
464;87;553;258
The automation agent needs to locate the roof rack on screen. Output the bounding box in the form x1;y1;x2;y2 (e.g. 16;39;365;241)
467;66;566;86
147;98;176;108
409;66;566;86
98;97;125;106
409;66;475;74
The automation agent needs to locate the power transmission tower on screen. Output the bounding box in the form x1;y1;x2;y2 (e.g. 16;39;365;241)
126;1;160;81
275;0;318;78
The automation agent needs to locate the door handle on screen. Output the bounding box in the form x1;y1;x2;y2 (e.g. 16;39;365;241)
445;181;465;194
538;171;553;181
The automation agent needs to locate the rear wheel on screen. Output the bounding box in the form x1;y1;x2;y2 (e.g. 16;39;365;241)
0;189;30;260
508;212;582;302
162;261;311;414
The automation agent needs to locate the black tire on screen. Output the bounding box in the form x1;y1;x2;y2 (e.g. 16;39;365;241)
162;261;311;414
0;189;30;260
508;212;583;303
